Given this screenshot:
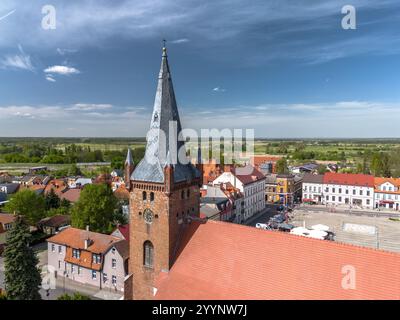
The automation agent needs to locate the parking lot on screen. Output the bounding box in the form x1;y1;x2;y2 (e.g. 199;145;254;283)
290;209;400;253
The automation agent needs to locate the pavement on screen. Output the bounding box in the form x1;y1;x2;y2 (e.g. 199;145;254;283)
290;208;400;253
245;205;275;226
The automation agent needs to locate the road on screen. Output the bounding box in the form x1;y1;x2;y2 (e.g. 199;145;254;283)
245;204;278;227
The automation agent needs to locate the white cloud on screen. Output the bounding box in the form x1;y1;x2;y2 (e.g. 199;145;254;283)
45;75;56;82
0;45;34;71
212;87;226;92
68;103;113;111
1;101;399;137
44;65;80;75
0;9;15;22
56;48;78;56
171;38;189;44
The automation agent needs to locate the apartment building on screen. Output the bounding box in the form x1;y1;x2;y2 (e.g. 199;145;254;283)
374;177;400;211
212;165;265;221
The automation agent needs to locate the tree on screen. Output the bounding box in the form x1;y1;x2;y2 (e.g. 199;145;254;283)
275;158;289;174
57;293;91;300
5;190;46;225
71;184;119;234
4;216;42;300
45;189;61;210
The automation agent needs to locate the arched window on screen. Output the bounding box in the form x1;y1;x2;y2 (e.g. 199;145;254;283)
150;192;155;202
143;241;154;268
181;190;185;199
142;191;147;201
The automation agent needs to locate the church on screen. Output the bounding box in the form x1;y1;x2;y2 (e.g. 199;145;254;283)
123;46;400;300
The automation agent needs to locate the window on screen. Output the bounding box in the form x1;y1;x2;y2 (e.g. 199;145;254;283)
71;265;75;274
112;275;117;286
367;191;370;196
142;191;147;201
112;247;116;254
51;244;55;252
353;190;356;195
332;196;335;201
92;270;97;280
112;258;117;269
58;260;61;269
366;199;370;205
181;190;185;199
339;188;342;194
360;190;363;196
103;273;108;283
332;188;335;193
4;223;12;231
150;192;154;202
326;196;329;201
72;249;80;259
339;196;342;202
346;189;349;194
58;246;62;254
92;254;101;264
143;241;154;268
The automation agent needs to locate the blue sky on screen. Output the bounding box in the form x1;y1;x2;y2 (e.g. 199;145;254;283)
0;0;399;137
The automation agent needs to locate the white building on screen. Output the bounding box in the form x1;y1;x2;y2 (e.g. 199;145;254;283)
374;178;400;211
212;165;265;221
302;173;374;209
302;174;324;203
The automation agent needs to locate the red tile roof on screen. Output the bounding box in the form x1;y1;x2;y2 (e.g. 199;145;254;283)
116;224;130;242
323;172;374;187
232;165;266;185
155;220;400;300
59;188;81;203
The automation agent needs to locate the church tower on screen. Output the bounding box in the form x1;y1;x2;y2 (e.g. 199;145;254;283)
125;45;201;300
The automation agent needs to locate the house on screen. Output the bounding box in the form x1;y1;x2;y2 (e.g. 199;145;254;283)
37;215;71;235
68;177;92;189
0;213;16;254
265;174;302;206
250;155;282;174
28;166;48;174
212;166;265;221
374;177;400;210
45;179;68;195
59;188;81;203
0;183;20;195
323;172;374;209
302;173;324;204
0;173;13;184
111;224;130;242
47;227;129;292
291;163;319;174
200;195;232;221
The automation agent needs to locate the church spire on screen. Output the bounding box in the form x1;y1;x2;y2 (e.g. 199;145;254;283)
131;45;199;184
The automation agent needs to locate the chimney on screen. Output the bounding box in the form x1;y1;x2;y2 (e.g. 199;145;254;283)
84;225;90;249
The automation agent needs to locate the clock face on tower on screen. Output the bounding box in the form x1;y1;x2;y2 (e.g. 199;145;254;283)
143;208;154;224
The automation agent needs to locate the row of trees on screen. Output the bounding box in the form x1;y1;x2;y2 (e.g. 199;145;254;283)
4;184;127;234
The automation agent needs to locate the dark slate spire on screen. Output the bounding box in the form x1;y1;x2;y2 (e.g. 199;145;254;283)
132;45;200;183
125;148;134;166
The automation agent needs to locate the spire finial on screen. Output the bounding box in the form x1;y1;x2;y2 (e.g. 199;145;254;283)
162;39;167;56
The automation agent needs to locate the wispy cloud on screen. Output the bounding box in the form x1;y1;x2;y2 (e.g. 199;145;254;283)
68;103;113;111
171;38;189;44
44;65;80;75
0;45;34;71
45;75;56;82
0;9;15;22
56;48;78;56
212;87;226;93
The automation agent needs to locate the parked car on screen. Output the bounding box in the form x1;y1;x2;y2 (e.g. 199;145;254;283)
256;223;268;230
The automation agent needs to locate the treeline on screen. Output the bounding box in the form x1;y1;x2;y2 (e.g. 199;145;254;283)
0;143;145;168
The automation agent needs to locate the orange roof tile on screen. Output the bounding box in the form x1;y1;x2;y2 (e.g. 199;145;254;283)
155;220;400;300
47;227;121;254
324;172;374;187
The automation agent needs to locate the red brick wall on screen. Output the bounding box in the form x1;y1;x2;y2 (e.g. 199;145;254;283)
126;181;200;300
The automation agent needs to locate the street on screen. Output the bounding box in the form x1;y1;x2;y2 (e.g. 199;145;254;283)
245;204;278;227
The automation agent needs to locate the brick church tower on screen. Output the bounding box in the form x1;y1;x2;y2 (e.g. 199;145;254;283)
124;46;202;300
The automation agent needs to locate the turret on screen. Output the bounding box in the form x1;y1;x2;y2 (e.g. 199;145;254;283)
164;150;174;196
124;148;135;191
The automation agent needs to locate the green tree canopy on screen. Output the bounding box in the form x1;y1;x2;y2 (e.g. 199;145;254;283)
45;189;61;211
4;216;42;300
276;158;289;174
71;184;119;234
5;190;46;225
57;293;91;300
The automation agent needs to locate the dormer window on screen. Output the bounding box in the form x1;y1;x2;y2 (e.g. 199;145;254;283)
92;253;101;264
72;248;80;259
